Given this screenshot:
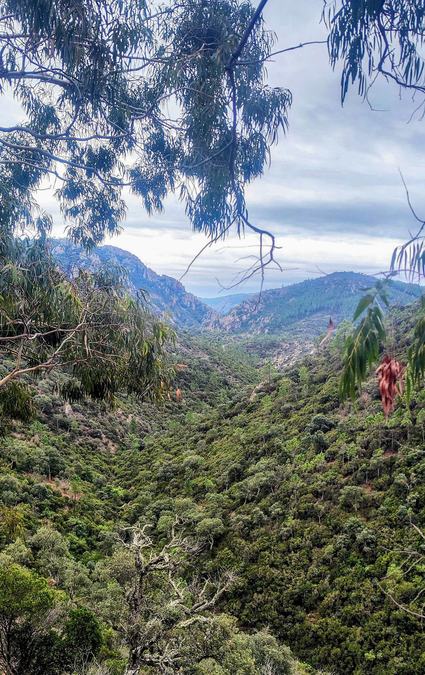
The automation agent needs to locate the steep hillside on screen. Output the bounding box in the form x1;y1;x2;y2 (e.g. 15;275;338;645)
50;239;216;329
0;304;423;673
125;305;425;674
0;334;306;674
213;272;422;335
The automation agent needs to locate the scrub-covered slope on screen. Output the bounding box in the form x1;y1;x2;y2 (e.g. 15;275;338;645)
0;306;423;673
124;306;425;674
213;272;422;334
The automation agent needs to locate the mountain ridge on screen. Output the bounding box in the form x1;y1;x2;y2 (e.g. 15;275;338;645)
200;292;254;314
50;241;423;343
50;239;217;329
211;271;423;334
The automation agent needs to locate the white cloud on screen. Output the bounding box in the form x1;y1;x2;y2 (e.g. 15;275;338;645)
7;0;425;295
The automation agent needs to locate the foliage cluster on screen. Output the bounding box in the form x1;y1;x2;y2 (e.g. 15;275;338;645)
0;304;423;672
0;236;173;403
0;0;289;253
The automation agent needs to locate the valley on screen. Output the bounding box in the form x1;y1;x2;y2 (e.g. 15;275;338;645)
2;2;425;673
51;242;423;370
0;245;424;674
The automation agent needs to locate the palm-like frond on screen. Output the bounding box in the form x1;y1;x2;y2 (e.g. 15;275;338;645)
340;281;389;400
340;305;385;400
391;237;425;282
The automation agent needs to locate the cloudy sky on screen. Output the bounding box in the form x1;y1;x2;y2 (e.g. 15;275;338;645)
40;2;425;295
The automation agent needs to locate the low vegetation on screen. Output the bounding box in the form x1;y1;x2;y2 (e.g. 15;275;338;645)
0;304;423;673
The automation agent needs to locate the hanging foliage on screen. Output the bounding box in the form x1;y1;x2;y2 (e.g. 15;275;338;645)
340;281;388;400
0;0;290;267
341;279;425;414
376;355;405;417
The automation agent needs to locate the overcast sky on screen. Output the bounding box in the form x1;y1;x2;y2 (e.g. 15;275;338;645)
40;1;425;295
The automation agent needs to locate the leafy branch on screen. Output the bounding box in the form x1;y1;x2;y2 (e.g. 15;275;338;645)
340;281;388;400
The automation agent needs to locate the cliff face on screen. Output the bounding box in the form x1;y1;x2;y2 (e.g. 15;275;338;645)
50;239;217;329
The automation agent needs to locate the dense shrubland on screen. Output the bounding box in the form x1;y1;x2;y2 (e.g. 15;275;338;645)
0;336;309;673
0;305;423;673
130;308;425;674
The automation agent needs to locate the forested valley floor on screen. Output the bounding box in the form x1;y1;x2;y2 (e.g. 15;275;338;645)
0;310;424;674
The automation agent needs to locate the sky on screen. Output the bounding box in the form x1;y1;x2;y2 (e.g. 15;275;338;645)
27;2;425;295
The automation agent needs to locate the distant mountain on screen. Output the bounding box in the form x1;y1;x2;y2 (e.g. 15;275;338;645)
212;272;422;335
50;241;422;344
50;239;216;329
201;292;254;314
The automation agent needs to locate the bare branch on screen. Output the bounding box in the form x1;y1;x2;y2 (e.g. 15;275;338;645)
377;581;425;620
238;39;327;65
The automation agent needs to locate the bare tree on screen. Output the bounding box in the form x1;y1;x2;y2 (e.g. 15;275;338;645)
118;522;235;675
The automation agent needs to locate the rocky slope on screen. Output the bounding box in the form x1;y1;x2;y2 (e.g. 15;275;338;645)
50;239;217;329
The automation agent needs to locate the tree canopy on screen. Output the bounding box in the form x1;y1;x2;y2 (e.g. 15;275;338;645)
0;236;173;404
0;0;290;252
325;0;425;107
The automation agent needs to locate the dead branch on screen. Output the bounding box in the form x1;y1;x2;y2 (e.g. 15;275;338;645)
119;521;236;674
